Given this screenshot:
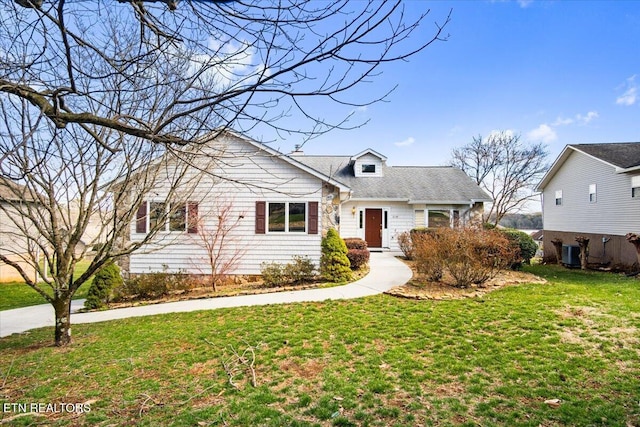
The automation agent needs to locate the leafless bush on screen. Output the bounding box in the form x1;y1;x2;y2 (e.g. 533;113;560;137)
412;228;518;288
261;256;316;287
114;268;196;300
397;231;414;260
412;231;443;281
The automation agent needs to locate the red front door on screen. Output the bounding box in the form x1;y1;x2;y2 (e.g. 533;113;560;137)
364;209;382;248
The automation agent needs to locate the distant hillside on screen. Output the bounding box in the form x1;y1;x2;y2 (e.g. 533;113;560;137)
498;213;542;230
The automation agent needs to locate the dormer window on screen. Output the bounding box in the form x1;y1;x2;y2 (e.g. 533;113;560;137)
352;149;386;177
362;164;376;174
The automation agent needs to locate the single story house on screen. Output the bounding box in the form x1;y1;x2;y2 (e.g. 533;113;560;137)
536;142;640;266
127;131;490;276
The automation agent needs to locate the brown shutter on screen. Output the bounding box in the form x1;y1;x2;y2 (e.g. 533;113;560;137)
255;201;266;234
187;202;199;234
308;201;318;235
136;201;147;234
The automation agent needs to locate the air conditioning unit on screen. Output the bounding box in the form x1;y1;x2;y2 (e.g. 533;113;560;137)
562;245;581;268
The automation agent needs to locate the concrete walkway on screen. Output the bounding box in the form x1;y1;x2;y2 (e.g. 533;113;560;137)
0;252;412;338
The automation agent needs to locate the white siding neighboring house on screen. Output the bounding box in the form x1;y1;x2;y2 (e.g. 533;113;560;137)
536;142;640;266
127;131;490;276
0;179;40;283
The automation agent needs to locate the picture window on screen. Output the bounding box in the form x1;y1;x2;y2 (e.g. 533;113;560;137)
268;202;306;233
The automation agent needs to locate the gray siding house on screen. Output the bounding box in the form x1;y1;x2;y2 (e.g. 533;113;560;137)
536;142;640;266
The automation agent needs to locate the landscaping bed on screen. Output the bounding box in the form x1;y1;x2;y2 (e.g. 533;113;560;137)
386;258;546;300
86;267;370;311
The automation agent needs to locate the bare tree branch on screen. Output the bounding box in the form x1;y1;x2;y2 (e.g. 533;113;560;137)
0;0;449;346
1;1;450;145
450;132;549;225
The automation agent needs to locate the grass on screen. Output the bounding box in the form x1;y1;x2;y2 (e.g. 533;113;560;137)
0;259;93;311
0;264;639;426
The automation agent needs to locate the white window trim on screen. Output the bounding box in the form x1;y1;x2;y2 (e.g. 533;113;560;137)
632;176;640;198
555;190;563;206
267;201;307;233
427;209;453;228
361;164;376;174
589;184;597;203
147;201;192;233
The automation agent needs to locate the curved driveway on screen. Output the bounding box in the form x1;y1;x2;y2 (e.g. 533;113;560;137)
0;252;411;338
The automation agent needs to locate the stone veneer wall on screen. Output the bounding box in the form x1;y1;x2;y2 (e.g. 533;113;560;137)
321;184;340;236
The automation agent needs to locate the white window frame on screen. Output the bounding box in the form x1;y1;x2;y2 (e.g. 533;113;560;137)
427;209;452;228
555;190;563;206
147;201;192;233
361;164;376;174
589;184;597;203
632;176;640;198
267;202;307;233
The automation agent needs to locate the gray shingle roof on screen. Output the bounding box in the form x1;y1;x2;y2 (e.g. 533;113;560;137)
572;142;640;169
293;155;491;203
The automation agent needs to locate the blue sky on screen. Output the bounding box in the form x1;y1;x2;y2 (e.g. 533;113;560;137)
261;1;640;167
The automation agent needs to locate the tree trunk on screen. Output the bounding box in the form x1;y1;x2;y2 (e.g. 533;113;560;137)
53;297;72;346
551;238;563;265
626;233;640;265
575;236;590;270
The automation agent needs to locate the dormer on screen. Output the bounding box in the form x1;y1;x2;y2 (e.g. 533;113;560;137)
351;149;386;178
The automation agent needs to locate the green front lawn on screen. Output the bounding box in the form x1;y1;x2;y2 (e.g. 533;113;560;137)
1;265;639;426
0;259;93;311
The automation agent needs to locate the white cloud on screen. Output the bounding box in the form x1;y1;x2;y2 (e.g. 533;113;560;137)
576;111;599;124
351;106;368;115
184;38;264;92
552;111;599;127
528;110;597;144
552;116;574;126
527;124;557;143
518;0;533;8
616;75;638;106
394;137;415;147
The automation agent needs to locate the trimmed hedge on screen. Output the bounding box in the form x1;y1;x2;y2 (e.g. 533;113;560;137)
347;249;369;270
321;228;352;282
84;263;123;310
261;256;317;287
114;269;193;300
344;237;370;270
344;238;368;250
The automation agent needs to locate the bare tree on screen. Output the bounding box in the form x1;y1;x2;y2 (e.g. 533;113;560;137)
0;116;207;345
194;197;246;291
0;1;450;346
1;1;451;151
450;132;549;225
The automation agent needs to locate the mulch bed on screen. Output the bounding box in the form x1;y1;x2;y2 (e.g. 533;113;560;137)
384;259;547;301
